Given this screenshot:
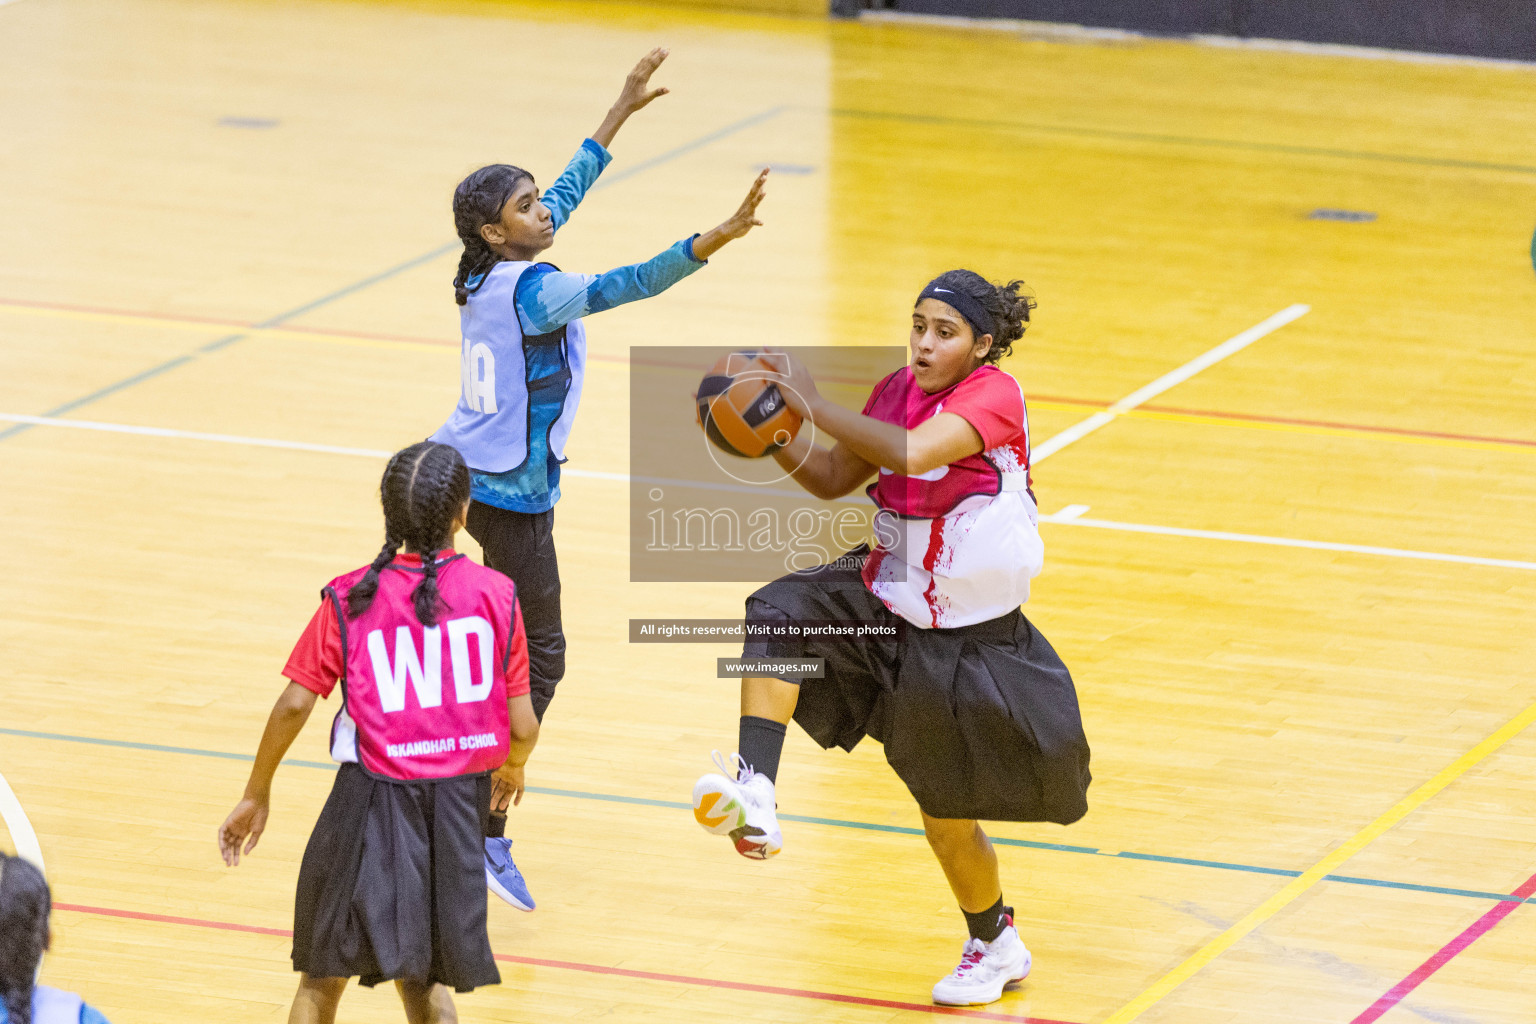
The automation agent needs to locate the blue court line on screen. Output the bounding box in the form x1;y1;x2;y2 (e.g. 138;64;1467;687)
0;355;196;440
829;106;1536;178
4;724;1532;908
0;105;789;445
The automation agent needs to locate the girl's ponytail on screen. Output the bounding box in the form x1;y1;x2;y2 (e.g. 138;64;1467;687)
414;549;444;627
346;536;402;620
922;269;1037;364
0;853;51;1024
359;442;471;626
988;279;1036;358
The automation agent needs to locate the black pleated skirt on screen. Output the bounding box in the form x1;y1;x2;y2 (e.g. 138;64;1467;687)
292;763;501;992
742;550;1091;824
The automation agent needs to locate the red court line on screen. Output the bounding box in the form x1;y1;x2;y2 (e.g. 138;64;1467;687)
51;900;1073;1024
0;296;458;348
11;296;1534;450
1026;394;1536;449
1137;402;1536;449
52;901;291;937
1349;869;1536;1024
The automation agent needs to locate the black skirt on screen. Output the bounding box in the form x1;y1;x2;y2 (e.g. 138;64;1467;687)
742;550;1091;824
292;763;501;991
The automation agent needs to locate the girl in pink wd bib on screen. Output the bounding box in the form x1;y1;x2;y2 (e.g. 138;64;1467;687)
218;441;538;1024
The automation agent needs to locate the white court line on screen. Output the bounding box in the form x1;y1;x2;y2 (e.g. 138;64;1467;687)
1035;512;1536;572
0;413;393;458
1032;304;1310;462
1;411;1530;573
0;769;44;871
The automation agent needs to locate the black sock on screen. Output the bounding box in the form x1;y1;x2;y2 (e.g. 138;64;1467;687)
962;897;1008;942
486;810;507;839
737;716;787;784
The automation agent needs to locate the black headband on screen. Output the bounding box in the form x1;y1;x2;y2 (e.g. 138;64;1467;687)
915;282;994;341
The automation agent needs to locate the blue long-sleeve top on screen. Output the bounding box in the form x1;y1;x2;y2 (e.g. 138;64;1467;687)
0;991;111;1024
471;138;706;512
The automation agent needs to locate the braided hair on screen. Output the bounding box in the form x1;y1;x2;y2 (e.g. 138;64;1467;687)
452;164;532;306
924;269;1037;364
0;853;50;1024
346;441;472;627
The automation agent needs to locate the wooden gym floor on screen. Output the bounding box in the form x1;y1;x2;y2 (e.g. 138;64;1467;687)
1;1;1534;1022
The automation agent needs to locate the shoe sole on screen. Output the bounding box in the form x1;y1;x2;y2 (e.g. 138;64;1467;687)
931;950;1031;1006
485;866;535;912
692;774;780;860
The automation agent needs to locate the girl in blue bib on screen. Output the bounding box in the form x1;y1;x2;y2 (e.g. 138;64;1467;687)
430;48;768;910
0;853;112;1024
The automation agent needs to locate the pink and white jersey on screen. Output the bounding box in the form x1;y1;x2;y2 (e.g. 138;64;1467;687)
860;365;1045;629
285;552;528;782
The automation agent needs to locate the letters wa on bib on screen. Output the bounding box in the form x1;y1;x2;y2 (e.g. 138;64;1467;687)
282;552;530;990
744;364;1091;823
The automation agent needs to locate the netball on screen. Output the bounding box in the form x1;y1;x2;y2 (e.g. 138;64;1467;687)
695;351;803;458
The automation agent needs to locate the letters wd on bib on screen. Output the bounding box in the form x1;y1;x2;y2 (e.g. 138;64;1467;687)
280;552;529;989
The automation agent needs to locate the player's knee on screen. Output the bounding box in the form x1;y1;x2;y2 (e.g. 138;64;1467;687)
921;813;977;856
396;979;456;1024
296;973;347;1005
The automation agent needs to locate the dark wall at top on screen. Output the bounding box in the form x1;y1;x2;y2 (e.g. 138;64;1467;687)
880;0;1536;61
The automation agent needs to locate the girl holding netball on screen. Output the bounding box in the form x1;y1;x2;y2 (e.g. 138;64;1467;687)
691;271;1091;1007
431;47;767;910
0;853;112;1024
218;441;537;1024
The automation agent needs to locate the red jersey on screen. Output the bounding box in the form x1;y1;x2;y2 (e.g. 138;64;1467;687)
862;364;1031;519
284;551;529;781
860;365;1044;629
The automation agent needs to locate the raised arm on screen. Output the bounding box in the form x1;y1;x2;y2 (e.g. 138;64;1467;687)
538;139;612;233
590;47;670;151
538;49;670;230
515;171;769;335
515;240;702;335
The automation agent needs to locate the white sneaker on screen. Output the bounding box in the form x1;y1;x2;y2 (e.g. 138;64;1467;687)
691;751;783;859
931;923;1031;1006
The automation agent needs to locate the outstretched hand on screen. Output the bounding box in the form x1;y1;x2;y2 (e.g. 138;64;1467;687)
615;47;671;116
218;796;269;866
691;169;769;261
719;168;769;241
592;47;670;149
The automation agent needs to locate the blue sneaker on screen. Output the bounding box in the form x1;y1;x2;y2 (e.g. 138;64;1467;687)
484;837;534;911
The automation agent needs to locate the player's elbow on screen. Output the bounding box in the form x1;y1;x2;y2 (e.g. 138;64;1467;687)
507;696;540;744
510;717;540;745
900;452;941;477
801;477;839;501
276;681;318;717
800;473;855;502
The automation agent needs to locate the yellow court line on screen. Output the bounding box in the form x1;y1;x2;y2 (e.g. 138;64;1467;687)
7;301;1534;454
1102;697;1536;1024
